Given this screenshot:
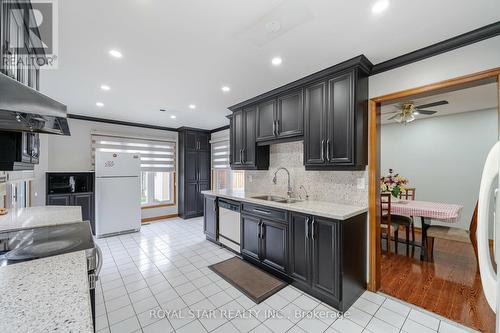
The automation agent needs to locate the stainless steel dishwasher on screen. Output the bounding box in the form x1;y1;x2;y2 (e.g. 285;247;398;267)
218;199;241;253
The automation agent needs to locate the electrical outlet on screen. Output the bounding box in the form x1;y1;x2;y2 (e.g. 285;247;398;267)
357;178;365;190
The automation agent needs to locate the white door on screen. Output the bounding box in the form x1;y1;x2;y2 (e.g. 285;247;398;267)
95;152;141;177
477;141;500;331
95;177;141;236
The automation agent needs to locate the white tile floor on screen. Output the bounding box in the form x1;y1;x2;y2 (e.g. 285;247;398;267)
94;217;477;333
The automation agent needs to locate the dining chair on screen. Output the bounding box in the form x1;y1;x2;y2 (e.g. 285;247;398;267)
393;188;416;255
426;203;478;262
380;193;398;257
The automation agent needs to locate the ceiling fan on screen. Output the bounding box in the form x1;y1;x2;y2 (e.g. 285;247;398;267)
384;100;449;124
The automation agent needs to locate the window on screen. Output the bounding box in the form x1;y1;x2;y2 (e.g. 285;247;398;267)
211;137;244;191
92;134;176;207
141;171;173;206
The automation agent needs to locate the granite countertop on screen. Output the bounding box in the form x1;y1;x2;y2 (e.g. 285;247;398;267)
202;190;367;220
0;206;83;232
0;251;93;333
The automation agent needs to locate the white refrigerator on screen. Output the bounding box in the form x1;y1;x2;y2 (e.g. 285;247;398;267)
478;141;500;331
95;151;141;238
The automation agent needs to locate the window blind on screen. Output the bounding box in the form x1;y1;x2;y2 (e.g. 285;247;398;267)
91;135;176;172
211;139;230;169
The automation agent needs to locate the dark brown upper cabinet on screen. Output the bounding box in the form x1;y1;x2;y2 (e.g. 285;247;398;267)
228;55;371;171
230;107;269;170
256;90;303;143
304;69;368;170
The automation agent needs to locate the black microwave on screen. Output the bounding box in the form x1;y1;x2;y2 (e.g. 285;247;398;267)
47;172;94;194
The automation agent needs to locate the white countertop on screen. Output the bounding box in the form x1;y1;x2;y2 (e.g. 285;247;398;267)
0;251;93;333
202;190;367;220
0;206;83;232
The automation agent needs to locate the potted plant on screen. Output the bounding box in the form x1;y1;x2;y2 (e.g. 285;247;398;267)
380;169;408;201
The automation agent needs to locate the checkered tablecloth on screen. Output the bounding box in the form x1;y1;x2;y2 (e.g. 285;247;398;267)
391;200;463;223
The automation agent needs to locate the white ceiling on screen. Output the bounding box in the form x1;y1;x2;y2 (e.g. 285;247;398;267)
39;0;500;130
380;82;498;124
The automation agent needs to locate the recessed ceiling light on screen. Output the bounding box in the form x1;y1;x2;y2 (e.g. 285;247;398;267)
271;57;282;66
108;49;123;58
96;102;104;107
189;104;196;109
100;85;110;91
221;86;231;92
372;0;389;14
170;115;176;119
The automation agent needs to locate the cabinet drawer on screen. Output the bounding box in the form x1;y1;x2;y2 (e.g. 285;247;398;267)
242;203;287;223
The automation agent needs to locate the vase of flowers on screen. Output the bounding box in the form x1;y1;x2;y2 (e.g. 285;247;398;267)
380;169;408;201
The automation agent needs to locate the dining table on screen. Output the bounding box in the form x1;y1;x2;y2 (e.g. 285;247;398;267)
390;199;464;260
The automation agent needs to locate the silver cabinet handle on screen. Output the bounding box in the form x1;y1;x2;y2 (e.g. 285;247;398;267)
253;208;271;215
95;243;103;280
321;139;325;162
326;139;330;162
242;148;245;163
311;217;315;241
276;120;280;136
305;216;310;239
272;121;276;136
240;149;243;163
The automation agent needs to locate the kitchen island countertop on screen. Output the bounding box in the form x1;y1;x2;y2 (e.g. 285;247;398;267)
202;190;367;220
0;250;93;333
0;206;83;232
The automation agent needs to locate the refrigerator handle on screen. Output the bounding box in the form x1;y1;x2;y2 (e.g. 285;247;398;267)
477;141;499;312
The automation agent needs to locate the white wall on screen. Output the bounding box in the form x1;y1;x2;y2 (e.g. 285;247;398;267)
46;118;179;219
369;36;500;98
381;109;497;230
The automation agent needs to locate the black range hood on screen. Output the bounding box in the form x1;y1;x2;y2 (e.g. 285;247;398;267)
0;72;70;136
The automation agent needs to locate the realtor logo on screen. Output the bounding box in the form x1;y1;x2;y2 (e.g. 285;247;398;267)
1;0;58;70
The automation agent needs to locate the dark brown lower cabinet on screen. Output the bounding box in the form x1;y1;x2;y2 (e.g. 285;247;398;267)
241;213;288;276
47;192;95;234
288;212;366;311
203;195;218;243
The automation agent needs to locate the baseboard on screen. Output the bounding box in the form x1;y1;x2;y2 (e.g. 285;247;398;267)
141;214;178;223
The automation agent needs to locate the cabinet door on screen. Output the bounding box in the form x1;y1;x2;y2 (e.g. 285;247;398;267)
304;81;327;166
327;72;354;165
73;193;95;233
198;151;210;183
203;196;217;241
261;219;288;273
197;182;210;214
184;183;199;217
256;100;276;142
185;151;198;182
277;90;303;139
311;216;339;300
47;194;71;206
185;131;199;151
241;214;261;261
197;133;210;152
242;106;256;166
231;110;244;167
289;213;310;285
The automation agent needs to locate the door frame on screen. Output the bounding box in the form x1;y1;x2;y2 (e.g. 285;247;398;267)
367;67;500;291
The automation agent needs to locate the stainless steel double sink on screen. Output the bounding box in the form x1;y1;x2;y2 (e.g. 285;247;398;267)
251;195;302;204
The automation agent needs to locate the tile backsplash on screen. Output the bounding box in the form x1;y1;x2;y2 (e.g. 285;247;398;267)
245;141;368;206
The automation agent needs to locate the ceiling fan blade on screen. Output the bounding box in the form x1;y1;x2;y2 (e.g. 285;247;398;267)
381;110;399;115
416;100;448;109
388;114;400;120
416;110;437;115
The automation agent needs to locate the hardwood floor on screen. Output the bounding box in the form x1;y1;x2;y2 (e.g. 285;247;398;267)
380;232;495;333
